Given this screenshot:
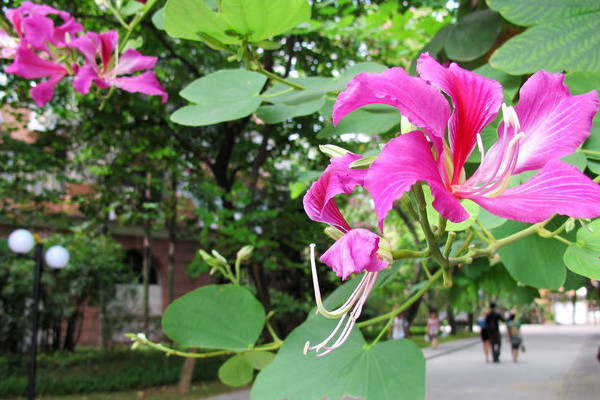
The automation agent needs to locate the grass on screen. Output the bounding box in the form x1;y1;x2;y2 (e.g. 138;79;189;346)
7;382;246;400
409;329;479;348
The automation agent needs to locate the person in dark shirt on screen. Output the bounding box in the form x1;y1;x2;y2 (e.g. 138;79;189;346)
485;302;505;363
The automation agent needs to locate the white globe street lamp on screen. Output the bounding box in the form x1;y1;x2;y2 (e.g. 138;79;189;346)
45;245;70;269
8;229;35;254
7;229;69;400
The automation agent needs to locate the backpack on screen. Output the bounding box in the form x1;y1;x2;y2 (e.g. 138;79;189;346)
509;322;520;337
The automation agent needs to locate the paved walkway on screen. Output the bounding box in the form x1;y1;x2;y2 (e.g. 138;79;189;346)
202;324;600;400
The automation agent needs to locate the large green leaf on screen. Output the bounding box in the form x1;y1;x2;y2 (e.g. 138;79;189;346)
221;0;311;42
256;97;325;124
565;71;600;170
488;0;600;74
162;284;265;351
487;0;600;26
251;316;425;400
478;263;517;295
218;353;254;387
563;219;600;280
492;220;569;289
164;0;238;44
444;9;502;62
171;69;267;126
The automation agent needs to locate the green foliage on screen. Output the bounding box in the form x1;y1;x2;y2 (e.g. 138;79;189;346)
164;0;310;46
488;0;600;74
444;9;502;61
492;220;572;289
0;233;129;352
172;69;267;126
564;219;600;280
162;285;266;350
0;348;224;397
251;316;425;400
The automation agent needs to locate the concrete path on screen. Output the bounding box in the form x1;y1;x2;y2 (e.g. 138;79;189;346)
202;324;600;400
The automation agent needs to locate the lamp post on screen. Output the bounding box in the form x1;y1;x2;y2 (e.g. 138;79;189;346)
8;229;69;400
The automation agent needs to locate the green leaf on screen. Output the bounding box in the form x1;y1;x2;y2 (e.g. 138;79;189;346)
120;0;144;17
219;353;254;387
472;64;521;103
256;97;325;124
487;0;600;26
171;69;267;126
563;269;587;291
164;0;239;44
151;7;164;30
492;220;569;289
476;208;506;230
565;72;600;162
251;317;425;400
488;0;600;74
564;219;600;280
445;10;503;62
162;284;265;350
423;186;479;232
244;350;276;370
478;263;517;295
221;0;311;42
317;102;401;138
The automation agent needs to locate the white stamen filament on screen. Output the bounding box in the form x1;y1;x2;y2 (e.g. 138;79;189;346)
456;104;524;198
305;244;378;356
309;243;371;318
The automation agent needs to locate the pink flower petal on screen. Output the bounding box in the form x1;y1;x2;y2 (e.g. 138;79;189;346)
417;53;503;183
512;71;597;173
365;131;469;230
5;47;67;79
303;153;367;233
72;64;98;95
320;228;388;280
115;48;157;75
22;15;55;51
468;160;600;223
333;66;450;153
111;71;168;102
30;73;65;106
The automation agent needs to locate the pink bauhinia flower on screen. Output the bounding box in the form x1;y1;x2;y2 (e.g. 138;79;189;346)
69;30;167;102
303;153;389;355
2;1;83;106
4;1;83;51
334;53;600;230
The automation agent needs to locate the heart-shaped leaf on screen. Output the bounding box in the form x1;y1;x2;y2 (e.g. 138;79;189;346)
162;284;265;350
251;316;425;400
171;69;267;126
563;219;600;280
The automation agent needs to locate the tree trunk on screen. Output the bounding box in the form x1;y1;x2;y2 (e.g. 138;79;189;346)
446;303;457;335
142;171;153;336
167;176;177;304
178;352;197;394
63;301;83;351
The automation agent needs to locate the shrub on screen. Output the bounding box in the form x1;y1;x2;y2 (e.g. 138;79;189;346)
0;347;224;397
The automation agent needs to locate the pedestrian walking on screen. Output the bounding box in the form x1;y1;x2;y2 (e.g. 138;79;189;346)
426;311;441;350
485;302;505;362
506;311;523;362
477;309;491;362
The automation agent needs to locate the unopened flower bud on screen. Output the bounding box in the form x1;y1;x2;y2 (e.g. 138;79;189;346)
376;237;393;263
237;245;254;263
324;227;344;241
400;115;416;134
319;144;350;158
